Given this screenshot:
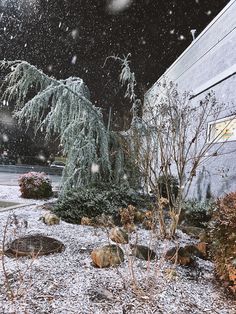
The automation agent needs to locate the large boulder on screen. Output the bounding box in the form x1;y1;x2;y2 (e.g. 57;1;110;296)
131;245;156;261
195;242;208;258
91;245;124;268
109;227;128;244
165;244;205;266
165;247;193;266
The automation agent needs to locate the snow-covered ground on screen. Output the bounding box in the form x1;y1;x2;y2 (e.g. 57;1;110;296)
0;185;55;205
0;185;236;314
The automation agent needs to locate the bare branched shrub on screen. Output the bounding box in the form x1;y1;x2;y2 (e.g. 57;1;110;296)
0;214;38;313
140;81;235;238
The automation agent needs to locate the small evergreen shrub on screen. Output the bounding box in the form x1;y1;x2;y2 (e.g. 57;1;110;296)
183;199;214;228
18;172;53;199
54;183;150;224
210;192;236;296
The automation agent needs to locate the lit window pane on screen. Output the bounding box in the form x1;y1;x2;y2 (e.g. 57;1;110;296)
208;116;236;142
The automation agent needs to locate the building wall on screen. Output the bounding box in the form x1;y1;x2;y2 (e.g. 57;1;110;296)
145;0;236;199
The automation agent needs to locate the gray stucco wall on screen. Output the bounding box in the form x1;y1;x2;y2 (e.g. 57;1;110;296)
145;0;236;199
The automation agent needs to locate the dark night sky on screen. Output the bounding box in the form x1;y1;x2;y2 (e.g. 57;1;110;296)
0;0;230;128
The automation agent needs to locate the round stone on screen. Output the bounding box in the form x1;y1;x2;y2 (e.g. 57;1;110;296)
5;234;65;258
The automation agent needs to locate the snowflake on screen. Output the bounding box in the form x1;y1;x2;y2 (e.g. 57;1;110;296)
179;35;186;40
71;55;77;65
91;163;100;174
2;134;9;142
107;0;133;14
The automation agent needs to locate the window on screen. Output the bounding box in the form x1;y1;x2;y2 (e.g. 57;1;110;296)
208;115;236;143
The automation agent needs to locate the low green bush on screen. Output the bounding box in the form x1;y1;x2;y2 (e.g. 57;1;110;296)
18;172;53;199
182;199;214;228
54;183;150;224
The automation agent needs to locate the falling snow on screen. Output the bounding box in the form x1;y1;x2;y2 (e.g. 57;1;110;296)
71;29;79;40
179;34;186;41
107;0;133;14
2;134;9;142
206;10;212;15
71;55;77;65
91;163;100;173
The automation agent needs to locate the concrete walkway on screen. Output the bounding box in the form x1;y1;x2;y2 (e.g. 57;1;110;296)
0;200;36;213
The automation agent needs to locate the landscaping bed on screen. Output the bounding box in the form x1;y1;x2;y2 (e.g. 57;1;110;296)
0;186;236;313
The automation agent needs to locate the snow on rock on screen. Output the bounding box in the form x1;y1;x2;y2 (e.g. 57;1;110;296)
0;187;236;313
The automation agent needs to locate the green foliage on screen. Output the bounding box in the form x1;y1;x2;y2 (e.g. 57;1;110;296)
18;172;53;199
54;183;150;224
183;199;214;227
209;192;236;296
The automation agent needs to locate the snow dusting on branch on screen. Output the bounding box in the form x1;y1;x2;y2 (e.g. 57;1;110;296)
103;53;137;102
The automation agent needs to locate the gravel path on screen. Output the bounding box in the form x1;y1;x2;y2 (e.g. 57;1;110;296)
0;185;236;314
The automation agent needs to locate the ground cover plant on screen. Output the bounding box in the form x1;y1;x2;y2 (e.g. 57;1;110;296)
54;183;151;224
182;199;214;228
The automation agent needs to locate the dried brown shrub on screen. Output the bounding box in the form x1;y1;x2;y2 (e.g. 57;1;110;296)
210;192;236;295
119;205;136;232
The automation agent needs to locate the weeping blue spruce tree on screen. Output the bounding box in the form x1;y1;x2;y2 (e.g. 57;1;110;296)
0;60;131;193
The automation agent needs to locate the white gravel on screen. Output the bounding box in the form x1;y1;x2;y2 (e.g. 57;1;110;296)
0;185;236;314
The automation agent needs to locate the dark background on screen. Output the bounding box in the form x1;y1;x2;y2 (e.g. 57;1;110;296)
0;0;230;161
0;0;230;124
